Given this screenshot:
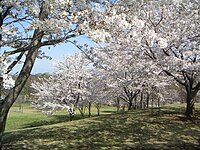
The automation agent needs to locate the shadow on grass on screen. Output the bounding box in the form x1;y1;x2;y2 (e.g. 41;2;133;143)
101;110;116;113
3;107;200;150
21;114;88;129
21;112;118;129
21;115;68;128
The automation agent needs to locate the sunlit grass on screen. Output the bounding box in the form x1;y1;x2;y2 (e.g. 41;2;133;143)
5;104;116;132
3;103;200;150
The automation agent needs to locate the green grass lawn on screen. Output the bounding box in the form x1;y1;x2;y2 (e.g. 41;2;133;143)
3;103;200;150
5;104;116;132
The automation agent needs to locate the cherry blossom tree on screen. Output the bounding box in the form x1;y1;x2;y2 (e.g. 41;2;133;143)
87;0;200;117
31;53;93;118
90;42;168;111
85;73;108;116
32;53;110;118
0;0;111;147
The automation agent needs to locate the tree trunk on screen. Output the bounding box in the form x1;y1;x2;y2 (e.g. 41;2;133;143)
97;107;100;116
128;100;132;110
69;113;72;121
158;98;160;107
0;9;47;147
79;107;85;117
151;99;154;108
134;96;137;109
146;92;149;108
116;98;120;112
0;108;9;149
0;39;41;148
184;79;200;118
95;104;101;116
185;90;195;118
140;92;143;109
88;102;91;117
0;77;2;100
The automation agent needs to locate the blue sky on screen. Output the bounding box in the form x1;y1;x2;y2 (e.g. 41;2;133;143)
11;36;95;74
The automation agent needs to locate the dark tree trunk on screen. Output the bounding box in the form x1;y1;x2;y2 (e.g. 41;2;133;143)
134;96;137;109
97;107;100;116
116;98;120;112
158;98;160;107
95;104;101;116
146;92;149;108
185;89;195;118
128;100;132;110
0;108;9;149
184;80;200;118
151;99;154;108
0;77;2;100
79;107;85;117
140;92;143;109
185;99;194;118
88;102;91;117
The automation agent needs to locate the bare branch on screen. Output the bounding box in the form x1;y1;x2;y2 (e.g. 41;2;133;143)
6;51;25;74
163;70;185;86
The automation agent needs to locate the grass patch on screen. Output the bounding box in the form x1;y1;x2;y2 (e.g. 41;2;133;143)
5;104;116;132
3;104;200;150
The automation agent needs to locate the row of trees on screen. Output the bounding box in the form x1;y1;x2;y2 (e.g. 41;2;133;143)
88;0;200;117
0;0;111;147
32;0;200;119
0;0;199;148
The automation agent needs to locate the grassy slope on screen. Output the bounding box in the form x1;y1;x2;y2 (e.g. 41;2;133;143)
3;104;200;150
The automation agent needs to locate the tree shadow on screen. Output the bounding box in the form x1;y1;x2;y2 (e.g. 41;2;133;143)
3;107;200;150
21;114;89;129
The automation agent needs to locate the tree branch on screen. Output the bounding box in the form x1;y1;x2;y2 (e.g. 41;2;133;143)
163;70;185;86
6;51;25;74
41;34;76;47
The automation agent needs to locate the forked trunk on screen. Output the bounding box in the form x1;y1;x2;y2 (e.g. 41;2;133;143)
95;104;101;116
79;107;85;117
128;100;133;110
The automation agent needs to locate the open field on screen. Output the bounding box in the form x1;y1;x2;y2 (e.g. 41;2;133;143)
3;103;200;150
5;104;116;132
